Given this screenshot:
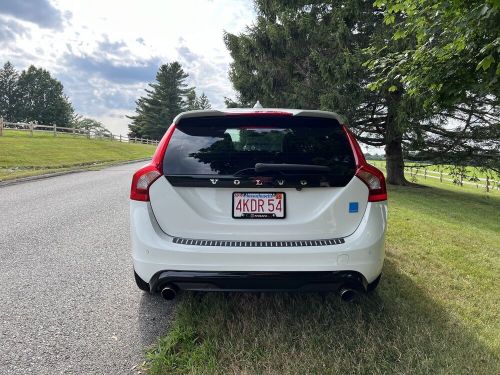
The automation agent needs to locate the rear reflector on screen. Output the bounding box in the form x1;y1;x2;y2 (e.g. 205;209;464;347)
342;125;387;202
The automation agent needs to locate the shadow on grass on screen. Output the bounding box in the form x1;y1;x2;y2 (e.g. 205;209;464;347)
146;260;499;374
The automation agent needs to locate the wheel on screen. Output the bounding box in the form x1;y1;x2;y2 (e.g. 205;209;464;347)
367;274;381;292
134;270;150;292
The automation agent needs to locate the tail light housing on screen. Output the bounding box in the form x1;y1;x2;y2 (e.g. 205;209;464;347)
355;164;387;202
130;125;176;201
343;125;387;202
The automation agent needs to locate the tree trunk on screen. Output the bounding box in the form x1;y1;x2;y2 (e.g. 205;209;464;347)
385;139;408;185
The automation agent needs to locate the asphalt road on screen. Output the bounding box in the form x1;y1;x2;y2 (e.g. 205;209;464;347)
0;162;175;374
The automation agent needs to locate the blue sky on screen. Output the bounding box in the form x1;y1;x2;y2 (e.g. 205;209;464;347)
0;0;256;135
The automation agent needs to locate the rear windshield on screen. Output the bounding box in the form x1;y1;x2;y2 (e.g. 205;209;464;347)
163;116;356;178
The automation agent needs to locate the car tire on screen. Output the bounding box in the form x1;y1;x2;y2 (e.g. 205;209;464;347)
134;270;150;292
367;274;381;292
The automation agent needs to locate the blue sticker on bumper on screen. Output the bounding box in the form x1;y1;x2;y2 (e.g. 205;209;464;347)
349;202;359;213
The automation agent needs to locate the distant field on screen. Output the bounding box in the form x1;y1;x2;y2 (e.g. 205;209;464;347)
0;130;156;181
145;179;500;374
369;160;498;180
369;160;499;193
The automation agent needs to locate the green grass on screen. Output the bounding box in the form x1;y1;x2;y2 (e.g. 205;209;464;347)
0;130;156;181
145;181;500;374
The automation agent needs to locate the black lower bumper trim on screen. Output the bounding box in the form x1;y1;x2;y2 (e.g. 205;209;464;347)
172;237;345;247
149;270;368;293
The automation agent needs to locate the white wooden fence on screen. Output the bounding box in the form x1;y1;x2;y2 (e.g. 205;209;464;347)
370;160;499;192
0;118;159;146
405;166;499;192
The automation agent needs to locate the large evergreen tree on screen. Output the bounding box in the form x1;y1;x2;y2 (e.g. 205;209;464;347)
224;0;426;185
128;62;210;139
0;62;21;121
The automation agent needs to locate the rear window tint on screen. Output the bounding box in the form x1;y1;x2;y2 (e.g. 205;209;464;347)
163;116;355;177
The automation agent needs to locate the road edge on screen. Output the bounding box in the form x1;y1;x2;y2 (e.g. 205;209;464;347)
0;158;149;188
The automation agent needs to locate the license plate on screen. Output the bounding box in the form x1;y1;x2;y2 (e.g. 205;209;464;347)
232;192;286;219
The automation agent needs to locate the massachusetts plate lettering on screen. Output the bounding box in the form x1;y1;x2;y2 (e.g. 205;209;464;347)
233;192;286;219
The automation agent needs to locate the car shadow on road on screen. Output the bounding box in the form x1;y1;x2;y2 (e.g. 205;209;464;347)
137;292;177;348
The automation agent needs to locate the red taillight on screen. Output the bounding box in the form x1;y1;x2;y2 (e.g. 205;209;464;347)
342;125;387;202
356;164;387;202
130;165;162;201
130;124;176;201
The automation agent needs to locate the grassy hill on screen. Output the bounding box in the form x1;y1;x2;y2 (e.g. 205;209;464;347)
145;180;500;374
0;130;156;181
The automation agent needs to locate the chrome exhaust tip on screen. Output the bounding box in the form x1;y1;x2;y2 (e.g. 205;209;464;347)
160;285;177;300
339;287;357;302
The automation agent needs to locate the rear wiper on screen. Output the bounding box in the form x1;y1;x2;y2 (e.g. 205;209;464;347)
254;163;331;173
233;167;256;176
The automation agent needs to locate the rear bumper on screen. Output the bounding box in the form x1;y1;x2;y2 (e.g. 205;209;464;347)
149;270;369;293
130;201;387;285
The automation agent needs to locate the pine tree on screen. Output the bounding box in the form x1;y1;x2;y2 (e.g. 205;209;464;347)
224;0;427;185
186;91;212;110
128;62;205;139
185;90;198;111
196;93;211;110
0;62;20;121
225;1;499;183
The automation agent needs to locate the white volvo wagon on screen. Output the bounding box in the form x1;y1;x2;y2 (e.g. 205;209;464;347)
130;108;387;301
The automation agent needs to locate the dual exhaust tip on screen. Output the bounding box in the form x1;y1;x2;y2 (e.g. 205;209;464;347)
338;287;358;302
160;284;358;302
160;285;177;300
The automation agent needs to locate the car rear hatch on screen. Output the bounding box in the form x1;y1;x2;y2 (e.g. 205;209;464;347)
147;113;371;241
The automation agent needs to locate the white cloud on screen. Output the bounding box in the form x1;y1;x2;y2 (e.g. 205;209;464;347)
1;0;256;135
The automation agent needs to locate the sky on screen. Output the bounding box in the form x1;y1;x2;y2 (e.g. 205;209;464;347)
0;0;256;135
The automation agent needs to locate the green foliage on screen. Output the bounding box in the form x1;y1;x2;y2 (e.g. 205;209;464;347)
17;65;74;125
224;97;245;108
0;62;74;125
186;92;211;110
365;152;385;161
367;0;500;172
370;0;500;105
0;62;21;121
195;93;211;110
71;116;111;137
128;62;211;139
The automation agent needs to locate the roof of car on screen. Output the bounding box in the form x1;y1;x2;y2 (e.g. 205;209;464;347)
172;108;345;125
